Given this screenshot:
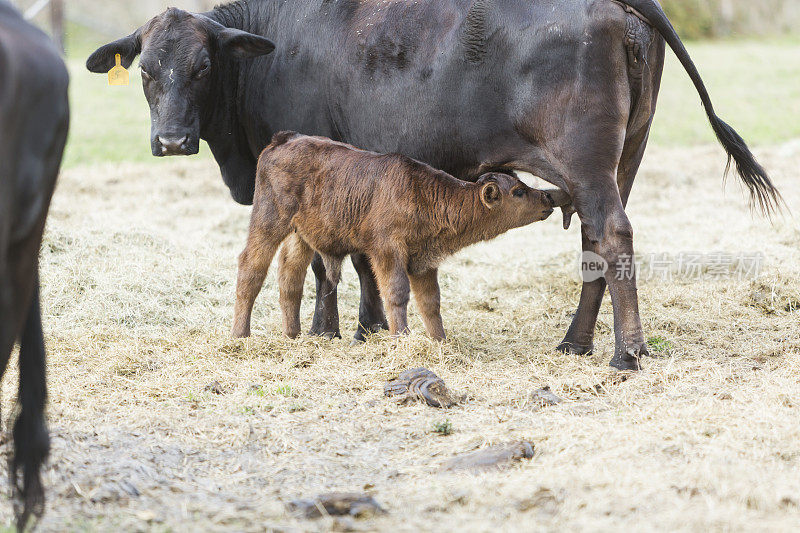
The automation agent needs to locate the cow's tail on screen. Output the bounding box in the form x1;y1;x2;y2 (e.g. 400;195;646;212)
11;281;50;531
616;0;783;216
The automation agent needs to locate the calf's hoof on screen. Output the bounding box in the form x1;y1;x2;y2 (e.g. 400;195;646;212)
231;327;250;339
609;344;649;371
555;340;594;356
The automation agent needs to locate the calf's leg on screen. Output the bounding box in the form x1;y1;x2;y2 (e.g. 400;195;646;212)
232;226;287;338
371;254;411;336
351;253;388;341
308;254;341;339
278;234;315;338
408;268;446;340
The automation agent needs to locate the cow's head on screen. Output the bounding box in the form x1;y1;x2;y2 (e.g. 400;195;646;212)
86;8;274;157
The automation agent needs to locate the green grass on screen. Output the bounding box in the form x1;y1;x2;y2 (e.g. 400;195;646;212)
647;335;676;354
276;383;293;397
62;38;800;169
432;419;454;436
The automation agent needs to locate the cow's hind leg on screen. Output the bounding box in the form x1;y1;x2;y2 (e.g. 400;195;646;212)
12;278;49;530
556;227;607;356
278;234;315;338
351;253;388;342
521;111;649;369
557;128;653;357
570;160;650;370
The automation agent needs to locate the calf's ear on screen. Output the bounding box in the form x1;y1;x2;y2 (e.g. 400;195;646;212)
217;27;275;58
86;30;142;73
480;182;502;209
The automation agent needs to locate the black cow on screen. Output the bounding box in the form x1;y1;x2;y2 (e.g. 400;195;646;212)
87;0;780;370
0;1;69;528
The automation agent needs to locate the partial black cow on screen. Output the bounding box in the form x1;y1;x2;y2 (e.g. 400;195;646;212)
87;0;780;370
0;1;69;528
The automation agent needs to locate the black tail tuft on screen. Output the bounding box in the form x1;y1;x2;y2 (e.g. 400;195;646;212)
709;113;784;217
268;130;298;149
11;284;50;532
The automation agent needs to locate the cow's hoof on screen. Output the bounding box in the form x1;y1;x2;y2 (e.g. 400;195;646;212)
308;329;341;340
609;344;648;371
352;322;387;343
555;340;594;356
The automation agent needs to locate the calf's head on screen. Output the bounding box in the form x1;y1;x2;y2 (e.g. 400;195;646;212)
477;173;555;231
86;8;275;157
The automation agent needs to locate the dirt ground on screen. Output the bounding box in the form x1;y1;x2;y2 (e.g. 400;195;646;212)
1;142;799;532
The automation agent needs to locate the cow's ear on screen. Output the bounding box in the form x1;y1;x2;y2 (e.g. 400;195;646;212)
86;31;142;73
217;27;275;58
480;181;502;209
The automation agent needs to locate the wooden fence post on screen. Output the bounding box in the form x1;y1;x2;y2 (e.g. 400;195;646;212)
50;0;65;53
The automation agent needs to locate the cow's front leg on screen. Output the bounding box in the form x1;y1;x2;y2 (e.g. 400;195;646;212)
574;187;648;370
308;253;341;339
351;253;388;342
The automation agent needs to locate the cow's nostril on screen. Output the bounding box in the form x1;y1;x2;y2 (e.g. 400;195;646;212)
158;135;190;155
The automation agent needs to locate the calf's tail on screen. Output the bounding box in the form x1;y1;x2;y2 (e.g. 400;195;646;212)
11;281;50;531
615;0;783;216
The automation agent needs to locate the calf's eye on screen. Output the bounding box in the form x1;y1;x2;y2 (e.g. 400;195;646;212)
512;188;525;198
140;68;152;81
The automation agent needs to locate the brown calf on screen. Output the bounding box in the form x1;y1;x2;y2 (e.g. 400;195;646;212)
232;132;556;340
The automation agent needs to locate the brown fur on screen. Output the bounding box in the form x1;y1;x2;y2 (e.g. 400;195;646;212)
232;132;555;340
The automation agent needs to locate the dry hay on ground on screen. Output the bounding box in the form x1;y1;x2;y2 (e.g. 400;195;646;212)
1;142;799;531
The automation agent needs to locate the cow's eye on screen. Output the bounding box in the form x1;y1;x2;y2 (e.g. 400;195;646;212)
140;68;152;81
195;61;211;79
512;188;526;198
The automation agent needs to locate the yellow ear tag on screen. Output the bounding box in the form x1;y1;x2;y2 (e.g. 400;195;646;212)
108;54;129;86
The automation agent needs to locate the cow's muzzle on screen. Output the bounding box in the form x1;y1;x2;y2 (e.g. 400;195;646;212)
153;134;196;156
